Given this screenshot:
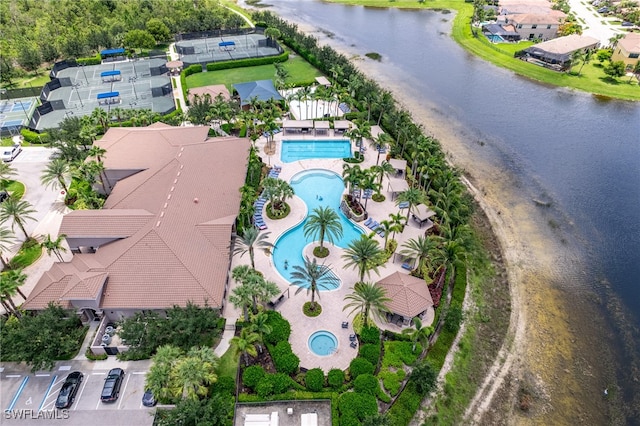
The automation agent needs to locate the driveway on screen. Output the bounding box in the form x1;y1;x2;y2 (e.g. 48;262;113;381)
567;0;623;45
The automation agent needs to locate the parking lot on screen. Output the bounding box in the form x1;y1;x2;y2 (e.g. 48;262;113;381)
1;364;155;425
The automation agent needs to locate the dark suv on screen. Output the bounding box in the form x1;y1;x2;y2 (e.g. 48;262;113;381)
100;368;125;403
55;371;84;409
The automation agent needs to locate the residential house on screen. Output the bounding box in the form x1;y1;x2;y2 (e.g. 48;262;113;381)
23;124;251;322
503;13;566;40
522;34;600;69
612;33;640;70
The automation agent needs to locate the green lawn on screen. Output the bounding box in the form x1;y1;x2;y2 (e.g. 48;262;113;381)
186;53;323;91
9;238;42;269
5;181;25;199
217;341;240;380
327;0;640;100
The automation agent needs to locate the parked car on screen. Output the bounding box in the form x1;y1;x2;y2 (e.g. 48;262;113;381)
621;21;635;26
597;6;609;13
100;368;125;403
142;389;157;407
0;191;8;203
55;371;84;409
1;144;22;162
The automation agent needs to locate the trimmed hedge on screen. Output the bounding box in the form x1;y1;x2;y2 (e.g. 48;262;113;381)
353;374;377;396
20;128;46;144
206;51;289;71
378;368;405;396
77;53;101;65
243;365;266;390
381;341;420;369
327;368;345;390
337;392;378;423
349;357;374;380
304;368;325;392
264;311;291;344
358;344;381;366
360;325;380;344
212;376;236;396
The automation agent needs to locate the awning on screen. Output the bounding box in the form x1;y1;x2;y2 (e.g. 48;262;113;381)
100;48;125;56
389;158;407;172
100;70;121;77
388;177;409;194
412;203;436;221
96;92;120;99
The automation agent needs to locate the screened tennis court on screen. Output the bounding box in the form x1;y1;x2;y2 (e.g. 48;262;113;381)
175;33;283;66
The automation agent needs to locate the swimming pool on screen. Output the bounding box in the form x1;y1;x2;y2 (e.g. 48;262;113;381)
273;169;363;289
308;330;338;356
281;139;352;163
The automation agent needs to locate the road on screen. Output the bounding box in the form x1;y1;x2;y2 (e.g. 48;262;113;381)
567;0;623;45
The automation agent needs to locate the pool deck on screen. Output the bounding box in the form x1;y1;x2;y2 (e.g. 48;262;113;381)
223;132;435;373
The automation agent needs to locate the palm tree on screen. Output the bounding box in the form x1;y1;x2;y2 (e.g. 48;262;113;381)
342;234;384;282
388;212;406;238
400;235;438;276
397;187;426;222
0;227;15;270
343;281;390;328
40;158;71;194
0;162;16;191
289;256;338;312
303;206;343;252
372;161;395;190
376;220;393;249
402;317;433;353
0;198;36;240
229;284;253;322
262;177;294;216
40;234;67;262
0;269;27;318
249;312;272;353
147;344;182;403
231;328;260;366
342;163;364;194
173;347;218;400
297;86;312;119
577;49;593;76
233;227;273;269
359;170;379;211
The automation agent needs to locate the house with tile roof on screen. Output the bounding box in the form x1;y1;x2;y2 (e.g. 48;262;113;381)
24;124;251;322
612;33;640;71
375;271;435;327
501;12;566;41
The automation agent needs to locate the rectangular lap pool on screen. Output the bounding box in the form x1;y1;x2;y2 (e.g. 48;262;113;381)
281;139;351;163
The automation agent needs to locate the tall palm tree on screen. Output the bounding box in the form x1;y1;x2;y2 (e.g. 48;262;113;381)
0;227;15;270
388;212;406;238
249;312;272;353
376;220;393;249
0;198;36;240
343;281;390;328
342;234;384;282
397;187;426;222
342;164;364;194
303;206;343;252
262;177;294;215
40;234;67;262
147;344;182;403
40;158;71;194
229;284;253;322
372;161;395;190
359;170;379;211
400;235;438;276
233;227;273;269
289;256;338;311
0;269;27;318
231;328;259;366
402;317;433;353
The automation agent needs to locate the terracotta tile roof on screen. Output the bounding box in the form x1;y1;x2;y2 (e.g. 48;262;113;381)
376;271;434;318
509;13;564;25
60;271;108;300
618;33;640;54
188;85;231;102
60;209;154;238
25;125;250;312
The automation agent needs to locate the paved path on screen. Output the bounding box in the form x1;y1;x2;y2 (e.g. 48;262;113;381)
567;0;623;45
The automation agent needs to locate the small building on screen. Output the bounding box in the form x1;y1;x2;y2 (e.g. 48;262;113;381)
504;12;565;41
333;120;351;136
522;34;599;70
376;272;435;328
188;84;231;103
612;33;640;70
233;79;283;108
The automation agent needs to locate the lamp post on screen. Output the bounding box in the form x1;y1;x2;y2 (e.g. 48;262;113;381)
73;84;84;107
129;76;138;100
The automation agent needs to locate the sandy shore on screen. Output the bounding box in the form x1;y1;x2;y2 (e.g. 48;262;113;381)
275;18;620;424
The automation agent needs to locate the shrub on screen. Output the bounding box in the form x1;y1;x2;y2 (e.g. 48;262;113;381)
272;341;292;357
327;368;345;389
353;374;378;396
184;64;203;77
270;373;294;394
206;51;289;71
359;325;380;344
256;377;274;398
349;357;374;380
77;53;101;65
379;368;405;396
381;341;420;369
20;128;46;144
305;368;325;392
410;361;437;394
359;344;381;366
85;348;108;361
243;365;266;390
303;301;322;317
264;311;291;344
212;376;236;396
274;352;300;375
444;305;463;333
337;392;378;421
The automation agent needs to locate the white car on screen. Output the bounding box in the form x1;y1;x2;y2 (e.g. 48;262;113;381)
2;144;22;162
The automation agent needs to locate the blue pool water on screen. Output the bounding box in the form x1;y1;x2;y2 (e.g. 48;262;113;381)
273;169;363;289
281;139;352;163
308;330;338;356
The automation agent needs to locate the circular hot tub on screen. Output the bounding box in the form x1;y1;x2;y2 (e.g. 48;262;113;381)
308;330;338;356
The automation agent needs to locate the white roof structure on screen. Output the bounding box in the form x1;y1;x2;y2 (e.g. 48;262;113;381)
244;412;279;426
301;413;318;426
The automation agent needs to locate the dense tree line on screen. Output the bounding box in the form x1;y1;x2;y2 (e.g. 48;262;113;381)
0;0;245;81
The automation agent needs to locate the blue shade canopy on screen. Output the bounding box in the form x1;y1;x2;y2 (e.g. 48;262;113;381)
219;41;235;47
100;70;121;77
97;92;120;99
101;48;125;56
233;80;283;106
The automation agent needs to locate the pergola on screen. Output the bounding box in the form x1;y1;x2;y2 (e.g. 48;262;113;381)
387;177;409;200
388;158;407;177
334;120;351;135
411;203;436;229
314;120;330;136
282;119;314;135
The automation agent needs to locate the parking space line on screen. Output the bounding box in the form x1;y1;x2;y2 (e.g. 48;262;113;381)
132;372;146;375
38;375;58;411
73;374;90;411
6;374;20;378
58;366;71;371
35;374;51;377
6;376;29;411
117;373;132;410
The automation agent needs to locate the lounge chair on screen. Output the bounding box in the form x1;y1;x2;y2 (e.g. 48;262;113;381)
398;201;409;209
349;334;357;341
363;218;373;227
341;321;349;328
370;221;379;230
402;262;413;270
350;341;358;349
377;229;385;237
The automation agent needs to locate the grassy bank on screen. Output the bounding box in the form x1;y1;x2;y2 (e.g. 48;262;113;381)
327;0;640;101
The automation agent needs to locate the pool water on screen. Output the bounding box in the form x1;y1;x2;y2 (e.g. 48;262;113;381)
273;169;363;288
281;139;352;163
308;330;338;356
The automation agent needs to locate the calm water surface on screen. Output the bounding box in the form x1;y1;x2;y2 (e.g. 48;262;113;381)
252;0;640;417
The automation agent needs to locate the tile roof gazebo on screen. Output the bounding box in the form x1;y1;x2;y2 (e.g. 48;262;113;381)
376;271;435;328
